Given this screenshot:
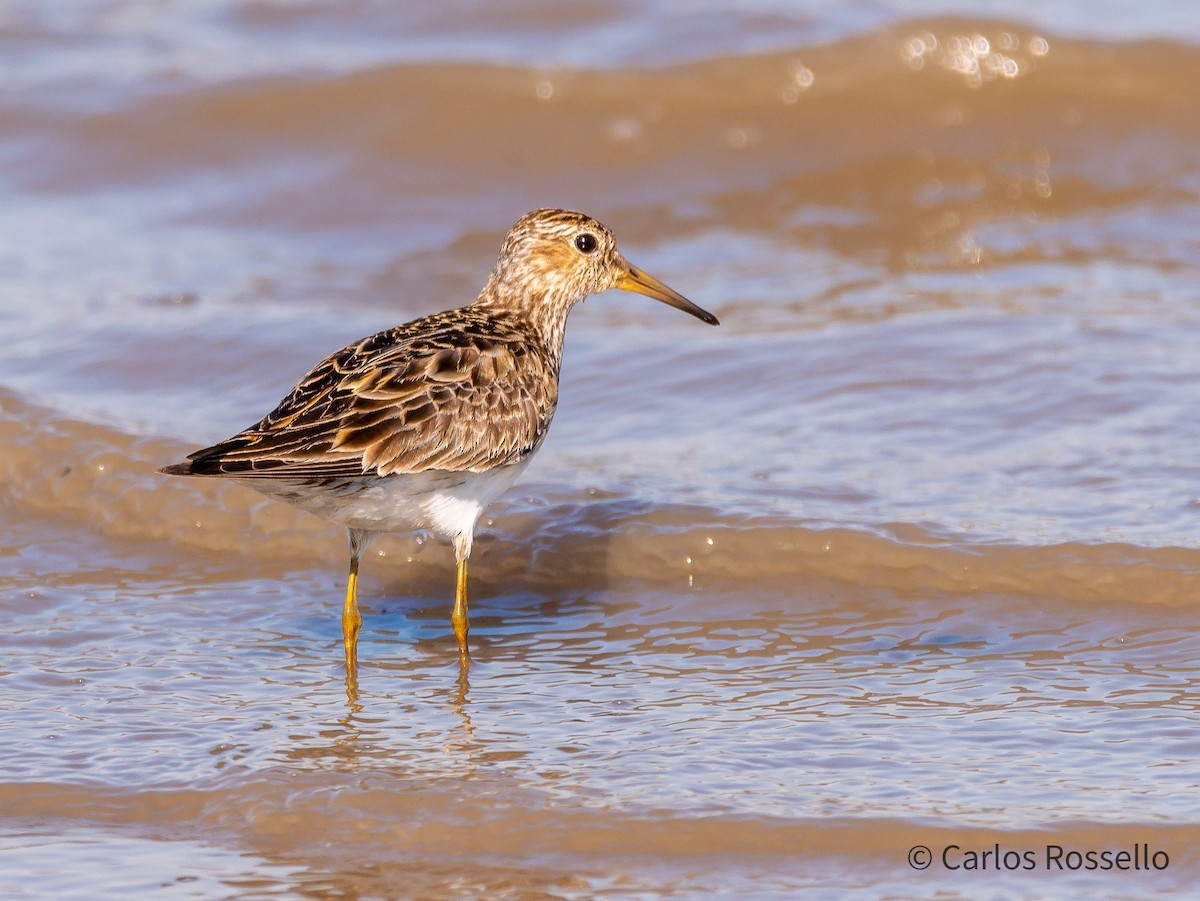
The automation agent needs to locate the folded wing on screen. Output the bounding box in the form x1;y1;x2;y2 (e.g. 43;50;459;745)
164;310;557;479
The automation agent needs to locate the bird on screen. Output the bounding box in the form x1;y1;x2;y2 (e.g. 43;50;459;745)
161;208;718;670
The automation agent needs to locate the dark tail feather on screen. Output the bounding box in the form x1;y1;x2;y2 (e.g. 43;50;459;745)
159;462;197;476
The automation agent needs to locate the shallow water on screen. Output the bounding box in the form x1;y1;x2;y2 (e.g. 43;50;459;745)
2;1;1199;898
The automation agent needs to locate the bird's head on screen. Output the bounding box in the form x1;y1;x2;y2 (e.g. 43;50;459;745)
478;208;719;335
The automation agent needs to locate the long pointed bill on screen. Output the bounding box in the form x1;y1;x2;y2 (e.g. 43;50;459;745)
617;263;720;326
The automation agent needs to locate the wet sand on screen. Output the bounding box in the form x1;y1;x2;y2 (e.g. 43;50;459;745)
1;2;1199;897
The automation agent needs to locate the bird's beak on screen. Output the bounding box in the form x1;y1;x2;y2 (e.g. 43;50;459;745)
617;262;720;326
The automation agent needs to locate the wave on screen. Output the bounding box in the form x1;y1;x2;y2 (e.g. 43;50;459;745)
12;19;1199;242
4;388;1197;607
6;17;1195;368
2;776;1195;873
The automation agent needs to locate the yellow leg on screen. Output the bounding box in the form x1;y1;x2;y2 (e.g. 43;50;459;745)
451;556;470;661
342;552;362;674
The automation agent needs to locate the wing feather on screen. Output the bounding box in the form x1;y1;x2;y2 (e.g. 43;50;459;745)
170;309;557;480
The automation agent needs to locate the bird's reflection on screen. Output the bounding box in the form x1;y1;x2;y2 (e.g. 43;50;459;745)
451;653;475;739
340;638;475;743
343;647;362;713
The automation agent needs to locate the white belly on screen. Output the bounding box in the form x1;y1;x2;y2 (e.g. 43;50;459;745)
240;461;529;553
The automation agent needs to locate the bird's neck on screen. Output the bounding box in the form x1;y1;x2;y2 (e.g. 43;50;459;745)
474;275;577;368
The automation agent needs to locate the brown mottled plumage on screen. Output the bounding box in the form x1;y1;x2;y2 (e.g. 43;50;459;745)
161;208;718;670
169;309;557;479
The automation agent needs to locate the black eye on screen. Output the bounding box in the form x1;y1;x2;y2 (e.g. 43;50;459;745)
574;233;598;254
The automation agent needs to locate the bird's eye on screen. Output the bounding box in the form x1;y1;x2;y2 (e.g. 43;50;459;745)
573;233;598;254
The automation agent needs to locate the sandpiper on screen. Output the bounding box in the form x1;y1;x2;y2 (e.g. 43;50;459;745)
162;208;718;668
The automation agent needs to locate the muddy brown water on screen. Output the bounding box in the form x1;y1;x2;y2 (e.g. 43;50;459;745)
1;2;1198;898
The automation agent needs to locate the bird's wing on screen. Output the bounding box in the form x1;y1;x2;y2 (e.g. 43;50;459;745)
169;311;557;479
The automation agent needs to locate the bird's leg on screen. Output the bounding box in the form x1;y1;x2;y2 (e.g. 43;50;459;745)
452;556;470;661
451;533;471;662
342;528;369;674
342;555;361;673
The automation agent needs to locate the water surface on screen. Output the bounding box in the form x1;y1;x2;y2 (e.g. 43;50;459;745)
2;1;1199;897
